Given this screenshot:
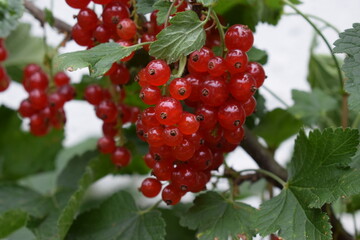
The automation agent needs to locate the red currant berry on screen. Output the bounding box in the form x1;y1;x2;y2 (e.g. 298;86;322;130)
155;97;183;125
29;89;48;110
224;126;244;145
72;23;93;47
199;77;229;107
217;100;246;130
145;126;164;147
169;78;192;100
243;96;256;116
102;2;130;28
48;92;66;110
225;49;248;74
110;63;130;85
229;73;256;102
139;85;161;105
65;0;90;9
111;146;131;166
178;112;199;135
145;60;171;86
225;24;254;52
140;33;156;52
57;85;76;102
162;184;182;205
24;64;41;78
195;104;218;130
97;136;116;154
140;178;162;198
172;167;197;192
247;62;266;88
102;121;117;138
116;18;136;40
188;146;213;171
184;74;202;103
18;99;36;118
152;160;174;181
54;72;70;87
77;8;98;31
144;152;156;168
173;138;196;161
95;100;118;123
188;47;214;73
163;126;183;147
0;67;10;92
93;24;111;43
85;84;104;105
207;56;227;77
141;107;160;128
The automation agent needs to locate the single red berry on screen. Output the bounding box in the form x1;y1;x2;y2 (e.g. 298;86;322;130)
210;151;224;170
145;126;164;147
141;107;160;128
95;100;118;123
163;126;183;147
225;49;248;74
247;62;266;88
102;2;130;29
110;63;130;85
54;72;70;87
0;67;10;92
111;146;131;166
229;73;256;102
25;71;49;91
102;121;118;138
225;24;254;52
18;99;36;118
97;136;116;154
199;77;229;107
154;97;183;125
224;126;245;145
195;104;218;130
152;160;174;181
144;152;156;168
57;84;76;101
184;74;202;103
135;68;149;87
162;184;182;205
243;96;256;116
207;56;227;77
149;145;173;162
184;132;204;151
178;112;199;135
169;78;192;100
51;108;66;129
48;92;66;110
173;138;196;161
93;24;111;43
30;114;49;136
140;178;162;198
217;100;246;130
77;8;98;31
24;64;41;78
190;171;208;193
188;146;213;171
171;166;197;192
29;89;48;110
139;85;161;105
72;23;93;47
85;84;104;105
65;0;90;9
188;47;214;73
145;60;171;86
116;18;137;40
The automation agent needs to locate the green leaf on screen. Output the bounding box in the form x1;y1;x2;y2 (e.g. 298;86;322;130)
55;42;143;77
253;108;302;149
288;89;338;126
0;106;64;180
256;189;332;240
197;0;218;7
159;208;196;240
0;0;24;38
248;47;268;65
44;8;55;27
136;0;157;14
334;23;360;113
149;10;206;63
307;53;341;94
66;191;166;240
287;128;360;208
0;210;28;238
4;24;50;82
346;194;360;213
180;191;256;239
153;0;176;25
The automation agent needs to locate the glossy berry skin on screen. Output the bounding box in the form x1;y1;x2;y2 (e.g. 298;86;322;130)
102;122;117;138
145;126;164;147
72;24;93;47
188;47;214;73
77;8;98;31
247;62;266;88
178;112;199;135
111;147;131;167
163;126;183;147
140;178;162;198
195;105;218;130
97;136;116;154
18;99;35;117
217;100;246;130
144;153;156;168
229;73;256;102
95;100;118;123
169;78;192;100
225;24;254;52
139;85;161;105
162;184;182;205
207;56;227;77
93;24;111;43
173;138;196;161
141;33;156;51
224;126;245;145
243;96;256;116
48;92;66;110
109;63;130;85
54;72;70;87
102;2;130;28
65;0;90;9
199;77;229;107
92;0;113;4
172;167;197;191
184;74;202;103
154;97;183;125
145;60;171;86
225;49;248;74
85;84;104;105
189;146;213;171
141;107;160;128
152;160;174;181
58;85;76;102
29;89;48;110
25;71;49;91
24;64;41;78
117;18;137;40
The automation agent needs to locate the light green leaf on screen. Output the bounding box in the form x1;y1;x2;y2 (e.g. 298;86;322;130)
248;47;268;65
153;0;176;25
334;23;360;112
44;8;55;27
136;0;157;14
0;106;64;180
197;0;218;7
149;10;206;63
55;42;143;77
253;108;302;149
180;191;256;240
0;0;24;38
256;189;332;240
66;191;166;240
0;210;28;238
288;89;338;126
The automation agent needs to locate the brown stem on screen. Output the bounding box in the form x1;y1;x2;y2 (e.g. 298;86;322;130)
24;0;72;35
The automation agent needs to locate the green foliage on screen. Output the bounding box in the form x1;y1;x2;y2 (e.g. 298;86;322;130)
44;8;55;27
334;23;360;113
153;0;176;25
136;0;157;14
0;106;64;180
0;0;24;38
66;191;166;240
288;89;338;126
149;10;206;63
248;47;268;65
253;108;302;149
197;0;218;7
180;191;256;239
0;210;28;238
55;42;143;77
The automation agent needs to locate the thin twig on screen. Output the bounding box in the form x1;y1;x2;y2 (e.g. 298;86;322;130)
24;0;72;35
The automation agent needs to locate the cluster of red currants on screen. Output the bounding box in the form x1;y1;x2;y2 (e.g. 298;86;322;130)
0;39;10;92
84;68;140;167
18;64;74;136
138;24;265;205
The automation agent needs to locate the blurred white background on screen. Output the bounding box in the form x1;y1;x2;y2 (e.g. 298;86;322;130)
0;0;359;238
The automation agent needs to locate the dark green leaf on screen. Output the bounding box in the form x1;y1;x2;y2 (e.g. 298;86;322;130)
287;128;360;208
136;0;157;14
334;23;360;113
180;191;256;239
0;0;24;38
149;10;206;63
0;210;28;238
55;42;143;77
153;0;176;25
197;0;218;7
248;47;268;65
346;194;360;213
253;108;302;149
288;89;338;126
44;8;55;27
256;189;332;240
159;208;196;240
4;24;50;82
66;191;166;240
0;106;64;180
